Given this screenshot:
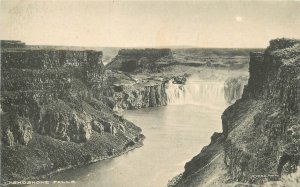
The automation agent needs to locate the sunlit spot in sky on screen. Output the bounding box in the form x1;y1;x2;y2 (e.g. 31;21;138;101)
235;16;243;22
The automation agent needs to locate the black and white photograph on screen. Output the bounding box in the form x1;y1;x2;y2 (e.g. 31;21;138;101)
0;0;299;186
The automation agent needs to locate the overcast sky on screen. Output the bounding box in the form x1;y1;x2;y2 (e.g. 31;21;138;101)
1;0;300;48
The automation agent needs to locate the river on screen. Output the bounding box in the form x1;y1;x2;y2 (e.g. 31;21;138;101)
29;78;228;187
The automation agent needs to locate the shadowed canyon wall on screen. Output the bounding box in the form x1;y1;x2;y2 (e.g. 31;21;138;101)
172;38;300;187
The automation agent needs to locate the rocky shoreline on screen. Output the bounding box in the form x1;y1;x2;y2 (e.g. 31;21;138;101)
1;138;144;186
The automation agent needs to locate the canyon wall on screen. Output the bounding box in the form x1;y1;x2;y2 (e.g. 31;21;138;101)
1;43;143;182
172;38;300;187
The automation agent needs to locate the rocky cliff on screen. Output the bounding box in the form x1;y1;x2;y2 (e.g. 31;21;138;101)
171;38;300;187
0;43;143;183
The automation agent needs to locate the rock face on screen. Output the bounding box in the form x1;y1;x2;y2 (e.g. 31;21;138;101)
104;70;188;110
111;82;168;110
1;47;105;144
0;42;143;182
224;76;248;104
91;120;104;135
2;115;33;146
39;104;93;143
106;48;173;73
172;38;300;187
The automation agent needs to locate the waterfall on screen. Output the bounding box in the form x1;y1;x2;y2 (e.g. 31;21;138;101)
166;79;226;108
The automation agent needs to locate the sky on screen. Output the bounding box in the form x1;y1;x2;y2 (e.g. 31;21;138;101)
1;0;300;48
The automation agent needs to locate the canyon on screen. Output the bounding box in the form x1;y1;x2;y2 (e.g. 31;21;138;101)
1;39;298;187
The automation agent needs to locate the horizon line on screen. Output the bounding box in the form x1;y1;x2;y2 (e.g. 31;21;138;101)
1;40;266;49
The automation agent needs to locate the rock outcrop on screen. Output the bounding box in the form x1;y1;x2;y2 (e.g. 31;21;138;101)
2;115;33;146
171;38;300;187
110;81;168;110
103;70;188;110
0;42;143;182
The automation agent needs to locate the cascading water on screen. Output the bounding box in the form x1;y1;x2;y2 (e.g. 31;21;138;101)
166;78;227;108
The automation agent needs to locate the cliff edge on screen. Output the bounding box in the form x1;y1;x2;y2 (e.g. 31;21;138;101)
171;38;300;187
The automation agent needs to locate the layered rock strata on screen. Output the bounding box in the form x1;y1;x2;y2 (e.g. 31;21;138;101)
1;43;143;182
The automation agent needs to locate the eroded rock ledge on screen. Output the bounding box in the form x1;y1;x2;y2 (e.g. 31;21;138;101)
171;38;300;187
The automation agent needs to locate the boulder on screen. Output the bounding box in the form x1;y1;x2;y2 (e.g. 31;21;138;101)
287;125;300;140
91;120;104;135
69;112;91;143
11;116;33;145
111;125;117;135
172;75;187;84
102;121;117;135
41;111;70;141
3;129;14;146
118;124;125;133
